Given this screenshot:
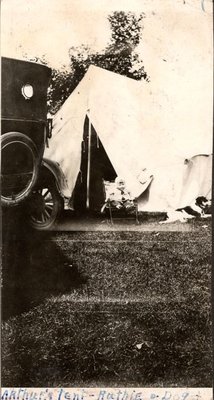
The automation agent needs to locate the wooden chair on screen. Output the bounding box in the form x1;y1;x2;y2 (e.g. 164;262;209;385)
101;180;139;225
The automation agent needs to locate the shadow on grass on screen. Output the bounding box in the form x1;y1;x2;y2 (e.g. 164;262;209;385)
2;208;88;321
1;209;212;387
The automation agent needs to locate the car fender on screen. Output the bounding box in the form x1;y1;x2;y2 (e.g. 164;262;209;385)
41;158;71;199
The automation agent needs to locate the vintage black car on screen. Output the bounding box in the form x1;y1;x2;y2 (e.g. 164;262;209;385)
1;56;52;206
1;57;66;229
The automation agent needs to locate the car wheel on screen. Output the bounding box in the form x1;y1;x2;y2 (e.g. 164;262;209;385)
1;132;39;206
27;182;63;230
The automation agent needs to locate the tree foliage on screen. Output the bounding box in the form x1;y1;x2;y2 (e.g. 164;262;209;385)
108;11;144;47
48;11;148;114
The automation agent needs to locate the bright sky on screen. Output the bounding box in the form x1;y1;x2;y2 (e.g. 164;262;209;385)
1;0;213;157
1;0;212;69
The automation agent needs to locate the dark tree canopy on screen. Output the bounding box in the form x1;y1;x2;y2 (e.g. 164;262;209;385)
108;11;144;47
48;11;148;114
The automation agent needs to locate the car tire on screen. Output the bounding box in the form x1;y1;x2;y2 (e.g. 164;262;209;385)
1;132;39;207
27;181;64;230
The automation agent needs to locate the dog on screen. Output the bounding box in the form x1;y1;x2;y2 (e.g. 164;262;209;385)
160;196;211;224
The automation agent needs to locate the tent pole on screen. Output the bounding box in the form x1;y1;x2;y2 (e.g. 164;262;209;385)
86;116;92;209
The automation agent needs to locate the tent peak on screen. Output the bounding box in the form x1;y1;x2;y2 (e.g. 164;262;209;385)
85;64;145;86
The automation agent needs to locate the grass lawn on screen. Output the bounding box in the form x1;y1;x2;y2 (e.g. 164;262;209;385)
1;219;212;387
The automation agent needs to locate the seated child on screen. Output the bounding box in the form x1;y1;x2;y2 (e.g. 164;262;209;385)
109;177;135;210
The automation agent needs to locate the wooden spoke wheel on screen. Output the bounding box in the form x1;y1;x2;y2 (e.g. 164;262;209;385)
27;182;63;230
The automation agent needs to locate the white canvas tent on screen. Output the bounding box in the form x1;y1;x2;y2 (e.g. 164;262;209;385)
45;65;212;212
